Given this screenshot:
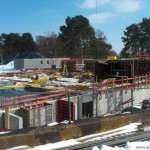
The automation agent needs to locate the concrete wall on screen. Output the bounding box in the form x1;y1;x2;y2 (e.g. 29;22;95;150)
27;105;53;127
0;112;4;128
61;94;94;120
94;85;150;116
70;96;78;120
0;111;23;129
10;108;28;128
133;86;150;104
11;105;53;128
1;111;150;149
8;105;54;128
1;85;150;129
47;100;57;123
9;114;23;129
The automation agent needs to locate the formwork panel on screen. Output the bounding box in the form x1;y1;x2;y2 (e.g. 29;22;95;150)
57;100;75;122
60;96;78;120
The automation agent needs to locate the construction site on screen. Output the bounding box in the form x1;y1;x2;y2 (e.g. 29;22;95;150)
1;54;150;149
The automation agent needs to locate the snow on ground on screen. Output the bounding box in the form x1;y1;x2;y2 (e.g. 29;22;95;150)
0;61;14;71
0;131;11;135
4;122;150;150
47;122;58;127
78;123;140;142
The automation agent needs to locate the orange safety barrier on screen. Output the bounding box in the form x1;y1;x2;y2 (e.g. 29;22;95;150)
1;74;150;108
0;92;65;108
0;69;53;77
24;100;50;110
131;55;150;58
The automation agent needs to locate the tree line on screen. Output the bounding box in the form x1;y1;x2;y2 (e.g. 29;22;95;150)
120;17;150;58
0;15;149;64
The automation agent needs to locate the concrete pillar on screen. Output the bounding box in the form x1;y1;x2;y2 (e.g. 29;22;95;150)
5;107;10;129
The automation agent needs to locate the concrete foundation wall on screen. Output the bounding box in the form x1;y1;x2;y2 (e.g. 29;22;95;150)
28;105;53;127
95;85;150;116
0;112;4;128
0;103;57;129
9;114;23;129
0;112;23;129
1;85;150;129
10;108;29;128
46;100;57;123
44;105;53;125
56;94;94;120
1;111;150;149
70;96;78;120
133;86;150;104
7;105;54;128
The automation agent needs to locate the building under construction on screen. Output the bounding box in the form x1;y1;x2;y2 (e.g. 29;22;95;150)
1;55;150;130
95;55;150;82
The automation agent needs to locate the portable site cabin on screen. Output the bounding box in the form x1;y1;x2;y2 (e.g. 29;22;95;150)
14;58;61;70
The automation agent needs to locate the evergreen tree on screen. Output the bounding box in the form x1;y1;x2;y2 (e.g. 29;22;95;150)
120;18;150;58
0;32;37;60
59;15;96;58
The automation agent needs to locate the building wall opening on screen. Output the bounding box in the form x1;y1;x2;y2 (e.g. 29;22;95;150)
82;101;93;118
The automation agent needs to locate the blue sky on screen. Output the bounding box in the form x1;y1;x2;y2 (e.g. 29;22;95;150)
0;0;149;54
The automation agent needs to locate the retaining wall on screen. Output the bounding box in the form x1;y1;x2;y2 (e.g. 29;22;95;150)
0;111;150;149
94;85;150;116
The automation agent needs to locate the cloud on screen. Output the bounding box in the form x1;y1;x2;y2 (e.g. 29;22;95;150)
87;12;115;24
79;0;111;9
79;0;142;13
111;0;142;13
79;0;142;25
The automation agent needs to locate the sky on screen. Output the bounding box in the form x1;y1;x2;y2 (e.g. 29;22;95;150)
0;0;149;54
